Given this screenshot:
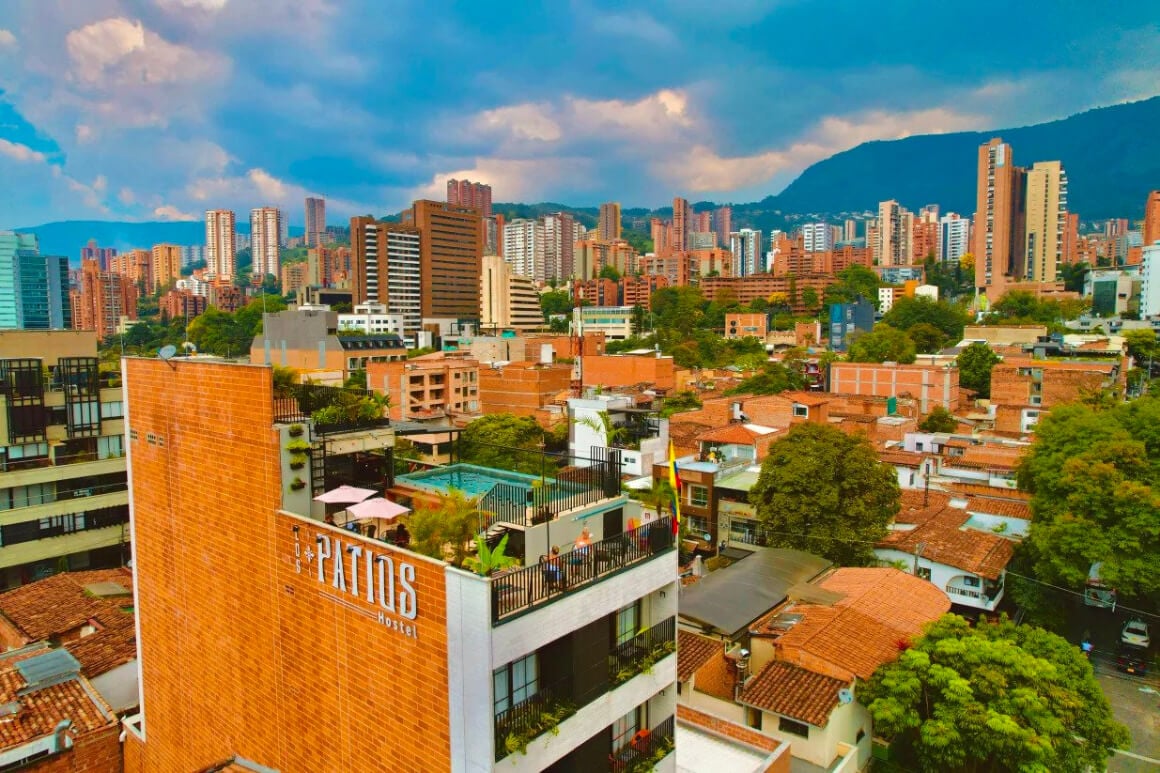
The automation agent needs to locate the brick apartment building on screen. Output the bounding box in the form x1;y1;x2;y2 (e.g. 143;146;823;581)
158;289;206;322
478;361;573;419
990;358;1122;434
829;362;961;413
74;258;138;339
120;358;679;772
367;352;480;422
700;275;840;315
583;353;676;392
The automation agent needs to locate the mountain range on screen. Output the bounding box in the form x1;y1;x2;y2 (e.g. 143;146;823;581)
14;96;1159;260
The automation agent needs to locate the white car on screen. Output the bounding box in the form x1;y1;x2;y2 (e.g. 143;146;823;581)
1121;619;1151;648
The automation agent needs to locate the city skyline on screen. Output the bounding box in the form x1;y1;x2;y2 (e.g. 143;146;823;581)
0;1;1157;227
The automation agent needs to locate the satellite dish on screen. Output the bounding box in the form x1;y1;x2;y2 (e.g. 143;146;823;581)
837;688;854;705
158;345;177;360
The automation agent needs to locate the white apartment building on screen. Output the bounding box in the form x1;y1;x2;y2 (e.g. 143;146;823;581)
205;209;236;280
1140;243;1160;318
802;222;833;253
504;219;548;282
574;306;635;341
940;213;970;264
480;255;545;331
730;229;762;276
338;303;406;337
385;228;422;333
250;207;282;279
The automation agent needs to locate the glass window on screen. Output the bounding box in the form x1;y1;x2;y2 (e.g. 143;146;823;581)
493;652;538;717
792;404;808;418
747;707;763;730
917;566;932;581
611;706;642;752
615;601;640;646
778;716;809;738
101;401;124;418
687;485;708;507
97;435;123;459
962;575;980;587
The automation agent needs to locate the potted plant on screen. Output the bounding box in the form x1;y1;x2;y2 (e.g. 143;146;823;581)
289;477;306;491
289;454;307;471
286;439;311;455
287;423;305;438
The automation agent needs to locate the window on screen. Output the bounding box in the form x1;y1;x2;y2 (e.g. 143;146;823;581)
101;401;124;418
97;435;123;459
687;484;709;508
916;566;932;581
792;404;808;418
856;728;866;743
746;707;763;731
615;601;640;646
493;652;538;716
778;716;809;738
611;706;642;753
962;575;980;588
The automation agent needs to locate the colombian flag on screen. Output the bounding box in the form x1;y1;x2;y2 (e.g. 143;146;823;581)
667;440;682;536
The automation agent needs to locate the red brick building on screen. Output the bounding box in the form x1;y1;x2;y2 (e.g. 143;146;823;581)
158;289;207;321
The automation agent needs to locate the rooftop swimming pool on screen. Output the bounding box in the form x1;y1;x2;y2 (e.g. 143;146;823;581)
397;464;544;497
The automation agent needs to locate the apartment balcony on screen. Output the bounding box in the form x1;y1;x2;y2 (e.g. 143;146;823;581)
609;715;674;773
491;517;675;624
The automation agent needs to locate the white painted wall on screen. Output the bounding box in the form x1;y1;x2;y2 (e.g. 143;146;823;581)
874;548;1004;611
445;566;497;773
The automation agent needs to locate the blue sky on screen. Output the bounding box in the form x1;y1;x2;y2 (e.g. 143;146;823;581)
0;0;1156;227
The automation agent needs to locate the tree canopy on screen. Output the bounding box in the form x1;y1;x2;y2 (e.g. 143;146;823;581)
749;424;899;565
847;324;917;364
823;265;880;307
956;342;1001;397
988;291;1088;327
862;615;1128;773
724;362;806;396
185;294;287;357
539;290;573;320
1016;398;1160;602
458;413;546;475
880;296;972;343
918;406;957;433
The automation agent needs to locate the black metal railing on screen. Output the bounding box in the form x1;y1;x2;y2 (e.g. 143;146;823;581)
493;660;612;762
609;715;675;773
491;516;675;623
272;383;390;434
609;617;677;686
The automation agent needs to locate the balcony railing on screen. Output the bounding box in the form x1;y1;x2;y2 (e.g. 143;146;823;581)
272;383;390;435
609;617;676;686
491;516;675;624
493;667;592;762
609;715;675;773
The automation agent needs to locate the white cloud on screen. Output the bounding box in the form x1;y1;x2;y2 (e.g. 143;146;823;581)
247;168;289;200
0;29;16;49
75;124;95;143
66;17;222;87
119;187;136;205
0;139;48;164
155;0;229;12
588;11;676;46
153;204;198;220
412;157;595;203
475;104;562;142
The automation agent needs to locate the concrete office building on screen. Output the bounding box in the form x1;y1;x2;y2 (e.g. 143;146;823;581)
1023;161;1068;283
404;200;483;331
973;138;1026;296
0;232;71;330
305;196;326;247
503;218;548;282
802;223;833;253
251;207;283;279
480;255;545;332
940;213;970;264
598;202;622;242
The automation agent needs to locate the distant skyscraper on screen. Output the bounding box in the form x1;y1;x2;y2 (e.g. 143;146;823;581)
250;207;283;279
1023;161;1068;282
802;222;833;253
598;202;622;241
1144;190;1160;247
305;197;326;247
650;218;669;255
1140;243;1160;318
730;229;762;276
672;197;691;251
205;209;237;280
503;219;547;280
152;244;182;291
692;211;711;234
843;219;858;243
940;214;971;264
76;257;136;337
404;200;483;324
543;212;583;280
973;138;1026;295
0;232;71;330
713;206;732;248
876;201;912;266
81;239;117;271
180;245;205;268
446;179;492;217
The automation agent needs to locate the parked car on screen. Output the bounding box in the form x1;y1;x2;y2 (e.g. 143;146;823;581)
1121;618;1151;648
1116;643;1149;676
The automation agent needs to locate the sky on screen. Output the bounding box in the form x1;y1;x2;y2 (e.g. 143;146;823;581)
0;0;1157;227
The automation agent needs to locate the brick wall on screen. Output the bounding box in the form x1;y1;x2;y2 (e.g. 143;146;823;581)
123;359;451;773
676;705;790;773
478;363;572;417
32;725;122;773
582;355;675;391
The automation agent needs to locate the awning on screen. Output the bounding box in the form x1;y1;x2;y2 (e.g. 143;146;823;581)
346;497;410;522
313;485;377;504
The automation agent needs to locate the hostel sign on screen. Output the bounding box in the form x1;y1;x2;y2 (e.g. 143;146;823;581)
294;530;420;640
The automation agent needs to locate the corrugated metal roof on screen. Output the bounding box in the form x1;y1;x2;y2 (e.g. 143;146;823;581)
15;649;80;689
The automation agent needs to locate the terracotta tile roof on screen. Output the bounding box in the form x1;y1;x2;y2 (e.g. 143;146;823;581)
776;391;833;406
878;507;1015;579
0;661;115;751
678;630;724;682
739;661;845;727
879;450;927;468
944;482;1031;500
752;568;950;681
963;497;1031;520
0;569;133;643
65;613;137;677
899;489;952;515
695;424;776;445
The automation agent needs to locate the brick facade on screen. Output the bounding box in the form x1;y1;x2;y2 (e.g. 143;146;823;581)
582;355;676;391
31;725;122;773
829;362;960;413
478;361;572;418
123;359;451;773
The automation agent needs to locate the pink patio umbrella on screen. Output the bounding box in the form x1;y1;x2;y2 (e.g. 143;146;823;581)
312;485;377;504
346;497;410;522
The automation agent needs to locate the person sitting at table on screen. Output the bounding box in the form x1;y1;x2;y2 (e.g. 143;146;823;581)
394;522;410;547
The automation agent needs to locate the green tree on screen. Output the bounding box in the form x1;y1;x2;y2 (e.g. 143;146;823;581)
823;264;879;307
749;424;899;565
847;325;916;364
1017;400;1160;601
459;413;546;475
725;363;805;396
598;264;621;281
906;322;947;354
651;286;705;338
408;490;481;568
862;615;1128;773
659;390;702;418
540;290;573;320
1123;328;1158;366
881;296;972;341
1060;261;1090;294
800;287;820;314
956;342;1001;397
918;406;957;433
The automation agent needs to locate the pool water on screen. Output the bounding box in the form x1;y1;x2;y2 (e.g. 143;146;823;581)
398;464;539;496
